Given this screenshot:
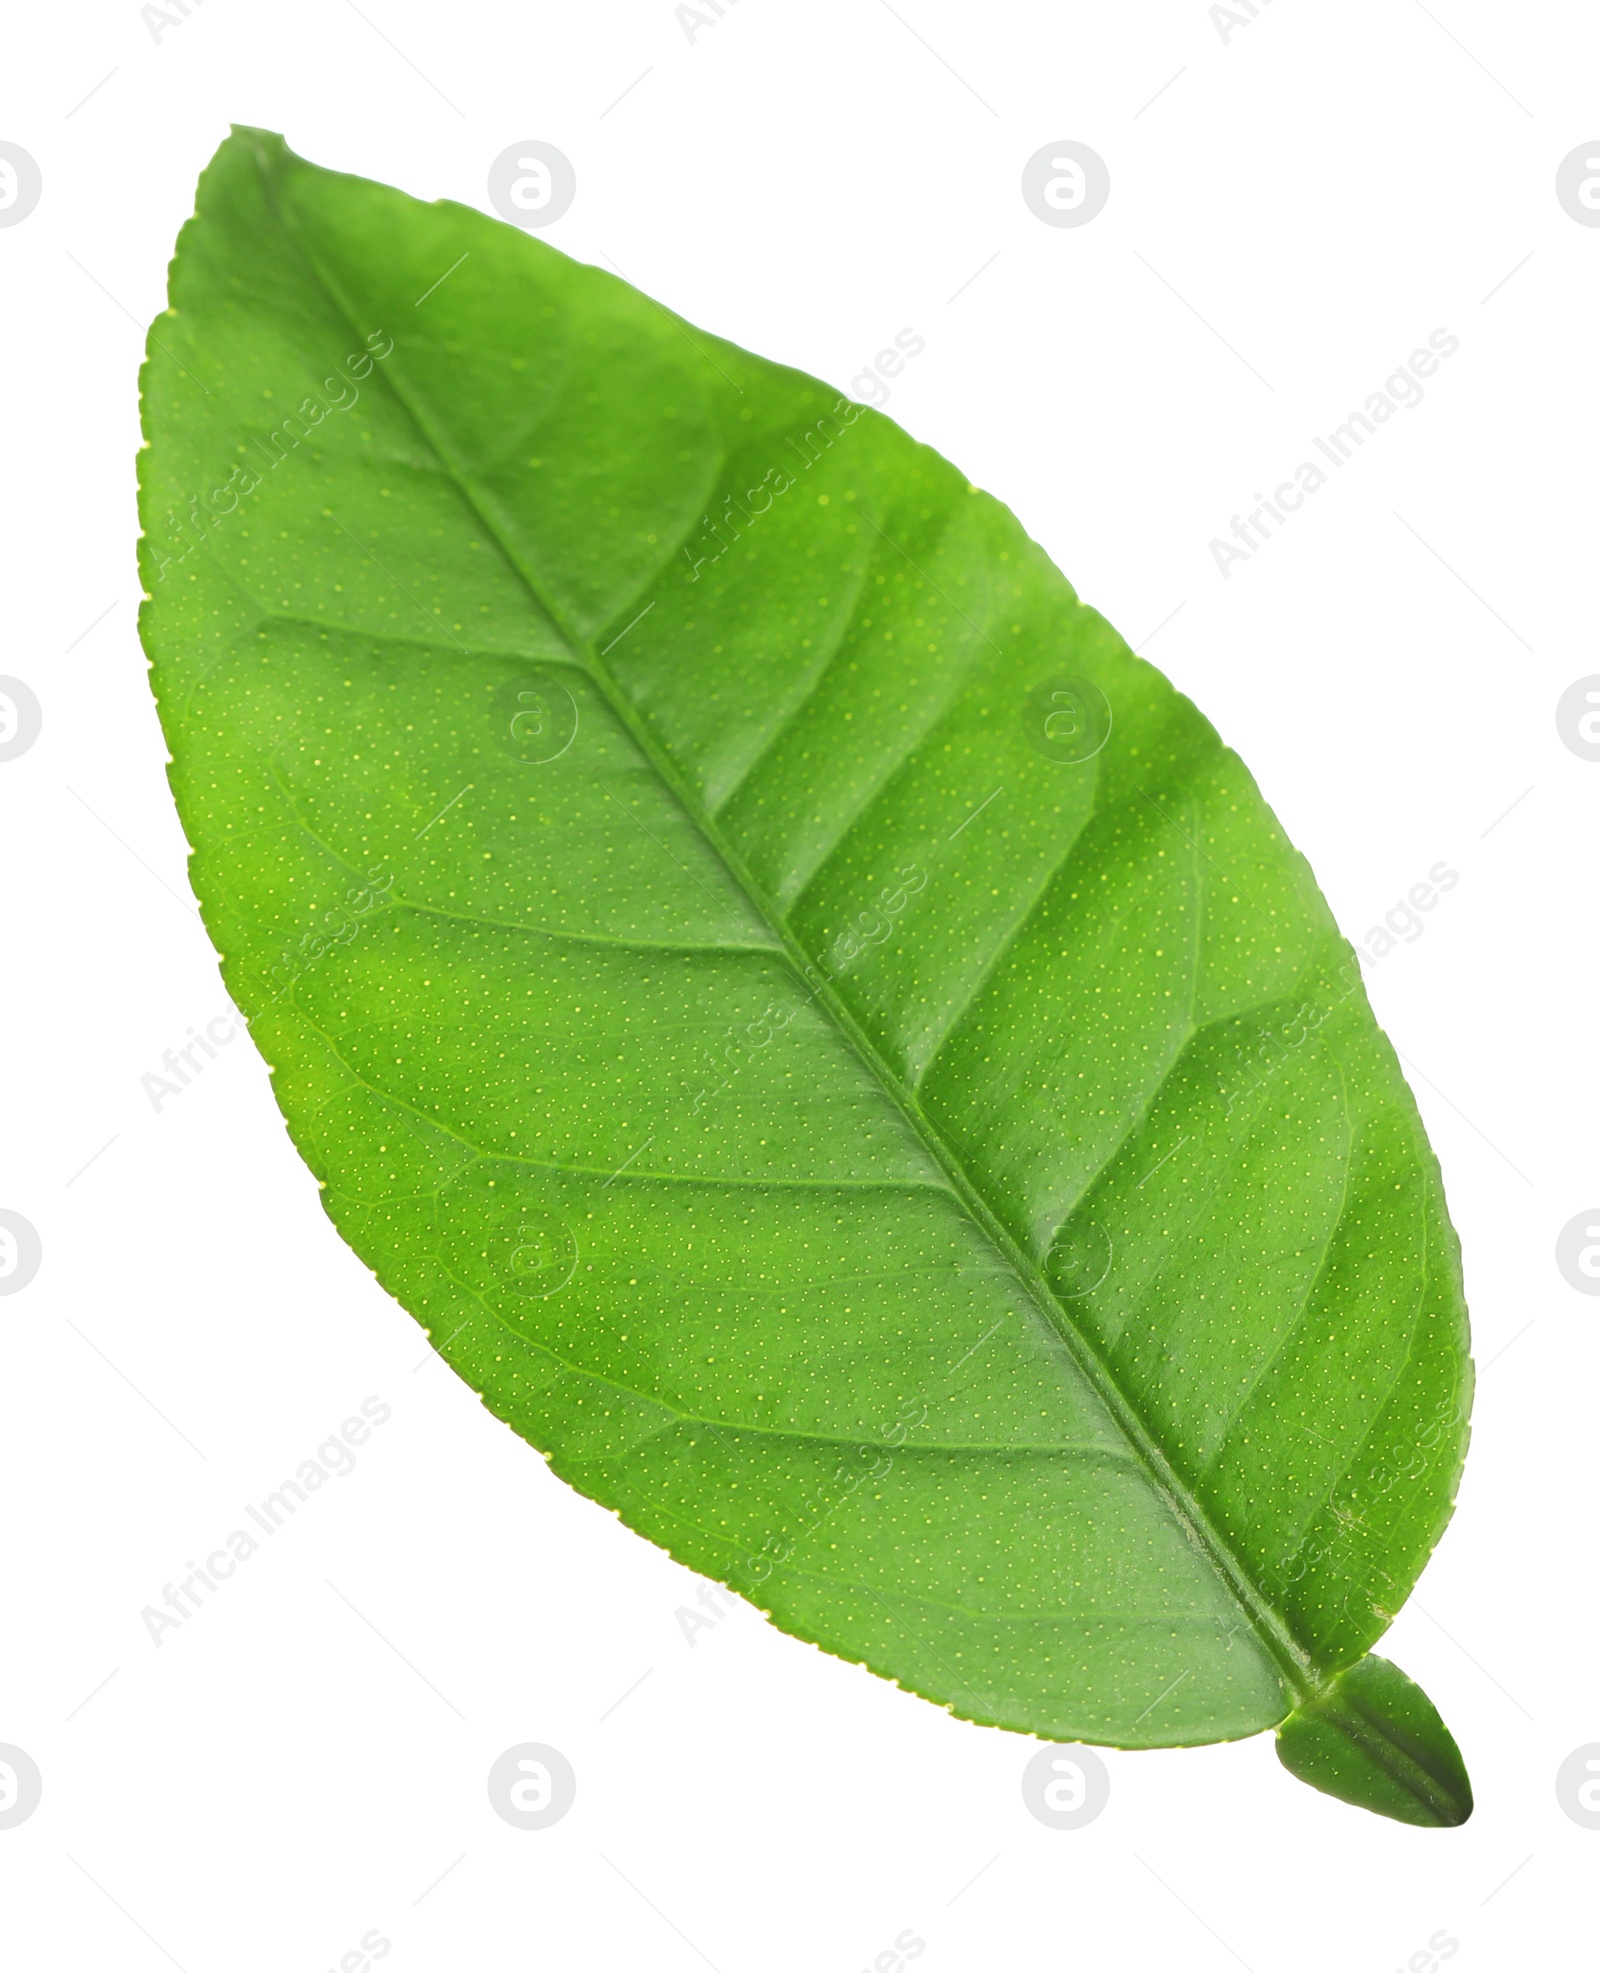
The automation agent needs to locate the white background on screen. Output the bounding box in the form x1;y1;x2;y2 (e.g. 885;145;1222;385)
2;1;1595;1967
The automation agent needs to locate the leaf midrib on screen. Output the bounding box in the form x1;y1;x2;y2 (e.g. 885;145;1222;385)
251;139;1325;1709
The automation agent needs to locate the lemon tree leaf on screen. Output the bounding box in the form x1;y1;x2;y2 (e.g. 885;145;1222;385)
136;130;1474;1822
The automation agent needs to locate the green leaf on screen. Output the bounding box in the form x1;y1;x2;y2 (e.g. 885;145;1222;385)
1276;1655;1473;1826
137;129;1473;1817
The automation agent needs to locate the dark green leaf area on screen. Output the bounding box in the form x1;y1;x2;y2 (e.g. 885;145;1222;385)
1277;1654;1473;1826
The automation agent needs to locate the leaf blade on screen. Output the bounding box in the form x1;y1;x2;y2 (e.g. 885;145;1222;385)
137;130;1473;1789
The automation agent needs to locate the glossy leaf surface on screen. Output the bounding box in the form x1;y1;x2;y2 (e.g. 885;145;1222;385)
1276;1654;1472;1827
137;131;1473;1812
